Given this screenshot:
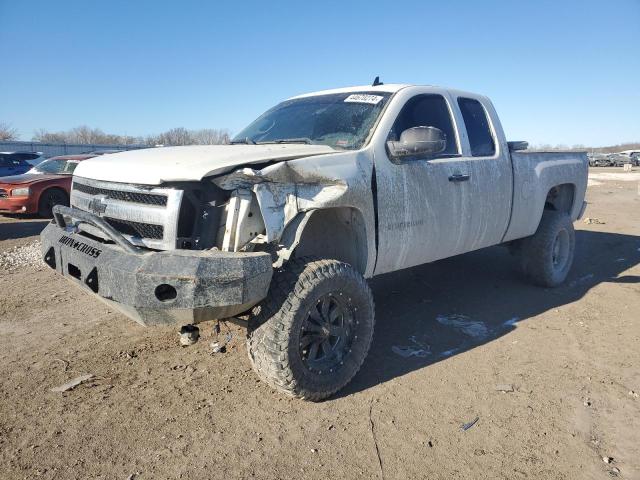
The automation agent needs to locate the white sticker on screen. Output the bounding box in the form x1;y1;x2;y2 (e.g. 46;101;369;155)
344;94;384;105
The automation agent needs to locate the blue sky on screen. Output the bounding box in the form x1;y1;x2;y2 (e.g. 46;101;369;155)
1;0;638;146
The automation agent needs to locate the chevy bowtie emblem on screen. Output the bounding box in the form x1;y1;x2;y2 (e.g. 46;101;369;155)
88;195;108;215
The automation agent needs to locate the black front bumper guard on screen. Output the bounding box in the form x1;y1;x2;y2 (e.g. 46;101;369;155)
52;204;141;255
45;205;274;326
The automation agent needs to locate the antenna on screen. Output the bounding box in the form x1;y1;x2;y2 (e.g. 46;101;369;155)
372;76;383;86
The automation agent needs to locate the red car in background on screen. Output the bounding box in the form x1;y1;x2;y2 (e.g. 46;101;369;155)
0;154;96;217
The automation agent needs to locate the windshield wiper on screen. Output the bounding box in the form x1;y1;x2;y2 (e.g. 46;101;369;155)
230;137;256;145
257;138;313;145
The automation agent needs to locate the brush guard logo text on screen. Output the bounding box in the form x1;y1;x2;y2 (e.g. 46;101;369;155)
58;235;102;258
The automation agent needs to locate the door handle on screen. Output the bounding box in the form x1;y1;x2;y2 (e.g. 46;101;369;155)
448;173;470;182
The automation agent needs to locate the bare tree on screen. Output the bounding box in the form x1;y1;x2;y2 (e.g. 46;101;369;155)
32;128;68;143
0;122;19;141
143;134;162;146
158;127;193;146
144;128;230;146
69;126;117;144
191;128;230;145
32;126;143;145
29;125;232;147
593;142;640;154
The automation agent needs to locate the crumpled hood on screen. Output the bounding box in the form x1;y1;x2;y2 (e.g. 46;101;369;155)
73;144;337;185
0;172;63;186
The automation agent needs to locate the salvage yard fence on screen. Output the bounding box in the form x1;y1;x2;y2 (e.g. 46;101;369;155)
0;140;146;158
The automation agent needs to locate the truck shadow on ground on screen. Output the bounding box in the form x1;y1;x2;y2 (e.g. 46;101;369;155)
338;230;640;398
0;218;49;241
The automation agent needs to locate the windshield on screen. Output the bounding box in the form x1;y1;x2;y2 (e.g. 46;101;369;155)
32;158;80;175
233;92;392;150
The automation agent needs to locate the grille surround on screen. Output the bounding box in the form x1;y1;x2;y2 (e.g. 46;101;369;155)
70;176;183;250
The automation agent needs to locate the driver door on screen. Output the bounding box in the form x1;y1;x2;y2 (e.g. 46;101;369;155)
372;92;511;275
372;93;470;274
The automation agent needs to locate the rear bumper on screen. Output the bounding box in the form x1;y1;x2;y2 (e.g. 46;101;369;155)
41;207;273;326
0;196;37;214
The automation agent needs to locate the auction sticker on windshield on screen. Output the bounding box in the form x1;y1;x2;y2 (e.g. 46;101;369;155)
344;94;384;105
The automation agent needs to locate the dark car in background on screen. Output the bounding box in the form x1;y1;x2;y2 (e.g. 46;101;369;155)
588;152;639;167
588;153;611;167
0;152;44;176
608;154;633;167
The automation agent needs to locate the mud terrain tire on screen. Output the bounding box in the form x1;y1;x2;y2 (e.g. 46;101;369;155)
247;258;375;401
520;211;575;287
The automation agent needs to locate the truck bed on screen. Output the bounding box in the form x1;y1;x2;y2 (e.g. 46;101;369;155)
503;151;588;242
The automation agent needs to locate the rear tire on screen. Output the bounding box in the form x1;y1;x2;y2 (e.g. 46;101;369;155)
519;210;575;287
38;188;68;218
247;258;375;401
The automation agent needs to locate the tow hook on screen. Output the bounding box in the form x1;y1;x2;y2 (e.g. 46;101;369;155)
179;324;200;346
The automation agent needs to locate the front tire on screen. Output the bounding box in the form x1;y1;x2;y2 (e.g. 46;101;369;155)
38;188;68;218
247;258;375;401
519;210;575;287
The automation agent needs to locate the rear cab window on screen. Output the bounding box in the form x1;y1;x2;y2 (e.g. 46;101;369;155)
457;97;496;157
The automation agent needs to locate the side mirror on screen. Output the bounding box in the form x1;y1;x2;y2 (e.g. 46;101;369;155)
386;126;446;159
507;141;528;152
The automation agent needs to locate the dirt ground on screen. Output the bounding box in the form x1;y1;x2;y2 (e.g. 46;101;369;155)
1;167;639;480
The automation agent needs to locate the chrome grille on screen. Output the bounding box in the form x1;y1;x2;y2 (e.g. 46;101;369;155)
70;176;183;250
73;182;168;206
104;217;164;239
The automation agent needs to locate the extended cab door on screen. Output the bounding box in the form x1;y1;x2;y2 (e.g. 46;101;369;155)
372;88;513;275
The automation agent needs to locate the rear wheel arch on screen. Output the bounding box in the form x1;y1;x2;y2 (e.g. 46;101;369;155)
544;183;575;213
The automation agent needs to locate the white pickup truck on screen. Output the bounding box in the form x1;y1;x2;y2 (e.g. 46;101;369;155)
41;82;588;400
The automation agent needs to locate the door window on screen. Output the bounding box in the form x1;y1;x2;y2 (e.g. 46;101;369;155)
457;97;495;157
390;94;459;156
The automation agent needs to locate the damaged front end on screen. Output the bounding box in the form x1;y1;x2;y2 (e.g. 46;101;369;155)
41;150;374;327
212;160;349;266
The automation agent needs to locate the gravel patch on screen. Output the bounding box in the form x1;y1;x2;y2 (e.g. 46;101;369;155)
0;242;44;271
